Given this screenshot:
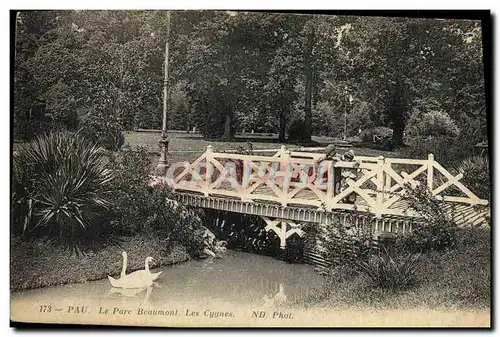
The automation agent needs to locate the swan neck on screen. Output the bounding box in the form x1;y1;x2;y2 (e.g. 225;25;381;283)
145;259;150;272
121;254;127;276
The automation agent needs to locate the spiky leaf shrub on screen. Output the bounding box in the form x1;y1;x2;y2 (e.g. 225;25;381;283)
357;248;421;291
12;131;115;246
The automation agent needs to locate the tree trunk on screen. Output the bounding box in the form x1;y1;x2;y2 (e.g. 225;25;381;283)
279;108;287;142
221;113;233;140
303;26;315;141
392;116;405;147
390;81;407;148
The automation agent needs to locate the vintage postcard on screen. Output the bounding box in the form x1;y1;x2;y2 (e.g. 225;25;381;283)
10;10;491;328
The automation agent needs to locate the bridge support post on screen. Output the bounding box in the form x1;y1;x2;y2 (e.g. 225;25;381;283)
262;217;305;249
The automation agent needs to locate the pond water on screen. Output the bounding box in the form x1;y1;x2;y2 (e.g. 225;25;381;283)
11;250;326;309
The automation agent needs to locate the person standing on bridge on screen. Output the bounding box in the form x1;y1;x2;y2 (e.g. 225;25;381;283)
313;144;337;176
338;149;361;203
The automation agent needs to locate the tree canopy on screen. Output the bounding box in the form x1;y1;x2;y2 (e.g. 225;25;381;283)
13;10;487;147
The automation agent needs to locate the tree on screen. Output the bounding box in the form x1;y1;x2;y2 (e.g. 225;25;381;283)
340;16;483;147
14;11;81;140
181;11;278;140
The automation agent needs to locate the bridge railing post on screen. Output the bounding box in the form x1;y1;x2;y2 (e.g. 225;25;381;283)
375;156;385;218
205;145;213;196
280;148;292;206
326;161;334;203
427;153;434;192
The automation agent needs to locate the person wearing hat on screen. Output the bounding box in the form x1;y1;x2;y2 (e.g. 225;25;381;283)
313;144;337;176
338;149;361;203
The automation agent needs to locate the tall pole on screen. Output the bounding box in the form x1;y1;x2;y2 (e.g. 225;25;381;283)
344;94;353;141
156;11;171;174
343;110;347;141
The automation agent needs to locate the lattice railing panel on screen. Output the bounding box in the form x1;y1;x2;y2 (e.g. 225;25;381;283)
171;147;489;218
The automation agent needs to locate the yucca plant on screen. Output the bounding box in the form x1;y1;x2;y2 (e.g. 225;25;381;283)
357;248;421;291
12;131;115;245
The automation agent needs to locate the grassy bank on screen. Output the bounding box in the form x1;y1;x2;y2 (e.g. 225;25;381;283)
294;228;490;310
10;235;190;292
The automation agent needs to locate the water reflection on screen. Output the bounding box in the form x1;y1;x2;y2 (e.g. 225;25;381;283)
108;286;155;305
262;283;287;307
12;250;325;307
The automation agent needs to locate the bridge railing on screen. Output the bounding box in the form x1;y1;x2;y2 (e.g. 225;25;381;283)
168;145;488;218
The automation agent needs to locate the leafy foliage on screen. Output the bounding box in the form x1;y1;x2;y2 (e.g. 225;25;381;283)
14;11;486;148
107;147;206;257
399;136;475;169
398;184;458;253
12;131;115;247
79;115;125;151
406;109;460;138
304;217;375;270
457;155;490;200
287;119;310;142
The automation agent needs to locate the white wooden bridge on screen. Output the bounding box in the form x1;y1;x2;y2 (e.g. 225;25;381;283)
159;145;489;249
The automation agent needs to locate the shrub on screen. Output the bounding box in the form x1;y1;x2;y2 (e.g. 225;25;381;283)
288;119;309;141
359;127;394;150
405;109;460;138
108;147;206;257
357;248;421;291
12;131;115;247
79;119;124;151
399;136;475;169
13;118;52;142
360;126;393;143
398;184;457;253
304;217;375;270
457;155;490;200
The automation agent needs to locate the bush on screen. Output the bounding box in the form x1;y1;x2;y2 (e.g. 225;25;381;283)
398;184;458;253
357;248;421;291
359;127;393;148
399;135;475;169
304;217;375;270
406;109;460;138
12;131;115;247
457;155;490;200
288;119;309;141
79;119;124;151
108;147;206;257
13;118;52;142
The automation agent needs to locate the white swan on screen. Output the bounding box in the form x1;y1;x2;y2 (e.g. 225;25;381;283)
108;256;157;289
151;270;163;281
106;251;128;288
120;251;162;281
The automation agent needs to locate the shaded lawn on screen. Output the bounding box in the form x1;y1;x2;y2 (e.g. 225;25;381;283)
124;131;398;163
10;234;190;292
293;228;490;310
